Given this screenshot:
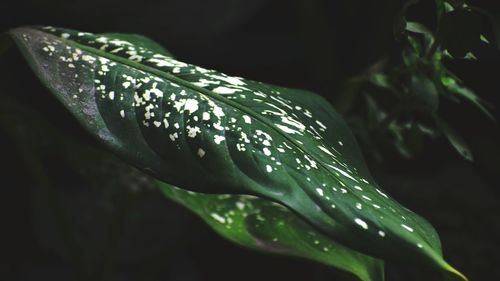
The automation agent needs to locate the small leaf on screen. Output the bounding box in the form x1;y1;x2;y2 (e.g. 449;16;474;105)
441;75;494;120
409;74;440;113
406;34;423;55
417;123;438;138
434;115;473;161
394;0;419;39
480;34;490;44
463;52;477;60
402;48;420;67
369;73;391;89
388;122;414;159
158;182;385;281
406;21;435;50
364;95;386;129
444;2;455;13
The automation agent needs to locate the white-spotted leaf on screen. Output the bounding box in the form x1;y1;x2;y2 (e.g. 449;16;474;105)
8;26;466;280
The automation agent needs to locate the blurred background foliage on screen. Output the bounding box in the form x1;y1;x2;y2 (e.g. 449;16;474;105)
337;0;496;163
1;0;500;280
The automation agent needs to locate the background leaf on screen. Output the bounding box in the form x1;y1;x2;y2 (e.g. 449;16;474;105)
434;115;473;161
441;75;494;120
409;74;439;113
158;182;385;281
405;21;434;50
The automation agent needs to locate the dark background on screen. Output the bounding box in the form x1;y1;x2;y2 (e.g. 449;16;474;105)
1;0;500;280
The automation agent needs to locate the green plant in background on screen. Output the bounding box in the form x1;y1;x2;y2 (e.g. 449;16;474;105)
336;0;496;162
1;24;468;281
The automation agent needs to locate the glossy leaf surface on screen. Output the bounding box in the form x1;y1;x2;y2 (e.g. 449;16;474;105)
8;26;466;279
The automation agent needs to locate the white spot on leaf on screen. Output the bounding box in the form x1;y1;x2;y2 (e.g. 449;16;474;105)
197;148;206;158
354;218;368;230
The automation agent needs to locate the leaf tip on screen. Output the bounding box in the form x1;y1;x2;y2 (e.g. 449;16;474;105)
441;261;468;281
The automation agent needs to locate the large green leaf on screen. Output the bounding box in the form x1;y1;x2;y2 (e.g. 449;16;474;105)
8;26;466;279
158;182;384;281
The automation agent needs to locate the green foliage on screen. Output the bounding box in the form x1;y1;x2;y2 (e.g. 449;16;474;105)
434;115;473;161
337;0;494;162
159;182;384;281
6;25;467;280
